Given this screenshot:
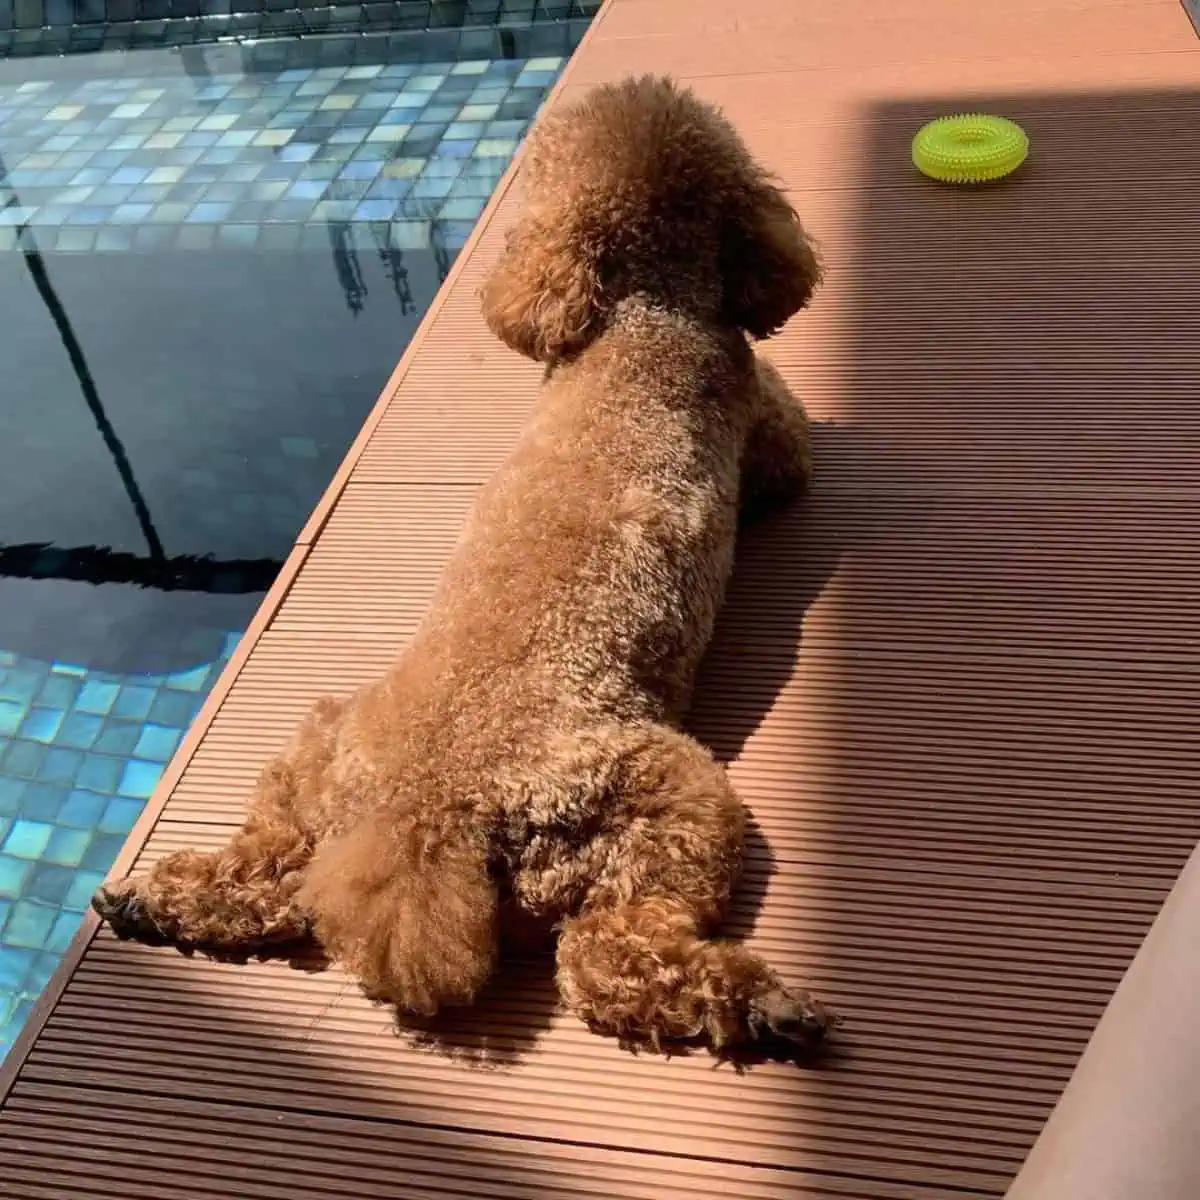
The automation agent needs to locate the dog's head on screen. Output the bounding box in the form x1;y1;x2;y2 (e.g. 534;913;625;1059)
480;75;821;362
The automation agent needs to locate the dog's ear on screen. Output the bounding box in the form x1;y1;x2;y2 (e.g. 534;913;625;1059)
720;175;822;339
480;221;604;362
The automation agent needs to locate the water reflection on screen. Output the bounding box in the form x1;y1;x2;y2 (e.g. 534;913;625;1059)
328;219;420;317
0;544;280;594
2;151;168;567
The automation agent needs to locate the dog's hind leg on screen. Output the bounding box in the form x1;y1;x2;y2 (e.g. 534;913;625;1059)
91;696;345;952
554;725;831;1051
92;758;313;952
739;355;812;521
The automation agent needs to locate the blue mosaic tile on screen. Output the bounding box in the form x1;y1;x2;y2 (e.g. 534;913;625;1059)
0;946;33;992
38;675;82;710
0;49;564;257
46;911;82;955
100;795;144;835
43;827;92;868
286;178;324;200
148;689;199;726
1;670;43;704
76;680;119;715
19;783;65;822
0;780;23;818
57;712;103;751
411;175;454;200
111;201;152;222
25;863;74;906
55;790;105;831
0;701;22;738
113;685;156;721
81;832;128;873
40;747;83;786
93;721;141;756
440;197;486;221
133;724;181;762
63;870;105;913
118;760;162;800
4;820;54;859
0;855;32;900
75;753;122;794
28;951;60;996
4;741;46;779
352;197;395;221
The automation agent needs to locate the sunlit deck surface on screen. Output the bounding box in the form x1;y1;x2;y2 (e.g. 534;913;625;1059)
4;1;1200;1196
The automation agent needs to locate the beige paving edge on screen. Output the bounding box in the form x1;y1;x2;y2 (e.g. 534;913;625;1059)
1005;837;1200;1199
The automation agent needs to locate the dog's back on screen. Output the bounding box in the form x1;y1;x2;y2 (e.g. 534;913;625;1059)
414;300;756;728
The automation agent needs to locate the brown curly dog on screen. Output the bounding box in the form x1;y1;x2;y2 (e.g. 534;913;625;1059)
94;75;833;1053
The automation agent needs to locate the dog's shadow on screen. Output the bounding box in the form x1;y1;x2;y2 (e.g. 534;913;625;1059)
189;931;561;1070
208;423;847;1070
391;940;559;1069
667;418;847;1071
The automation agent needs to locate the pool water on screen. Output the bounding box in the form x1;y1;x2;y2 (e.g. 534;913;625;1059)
0;20;586;1060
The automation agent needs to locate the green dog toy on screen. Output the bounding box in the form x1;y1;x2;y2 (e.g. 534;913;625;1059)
911;113;1029;184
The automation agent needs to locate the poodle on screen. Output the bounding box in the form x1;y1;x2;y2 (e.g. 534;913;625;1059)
93;75;833;1054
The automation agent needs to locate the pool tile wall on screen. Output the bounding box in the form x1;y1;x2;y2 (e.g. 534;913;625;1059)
0;40;577;254
0;0;600;59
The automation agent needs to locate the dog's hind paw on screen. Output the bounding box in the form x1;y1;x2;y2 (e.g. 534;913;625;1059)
747;986;837;1048
92;881;174;946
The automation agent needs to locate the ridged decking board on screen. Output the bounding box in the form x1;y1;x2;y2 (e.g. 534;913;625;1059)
4;0;1200;1196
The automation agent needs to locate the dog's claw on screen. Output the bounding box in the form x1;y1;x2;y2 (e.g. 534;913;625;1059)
749;987;835;1046
91;884;123;922
92;883;170;945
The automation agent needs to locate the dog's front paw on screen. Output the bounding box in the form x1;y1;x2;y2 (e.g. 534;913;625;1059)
92;880;174;945
748;986;836;1048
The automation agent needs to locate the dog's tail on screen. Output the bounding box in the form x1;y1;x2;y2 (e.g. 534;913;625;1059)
298;811;498;1015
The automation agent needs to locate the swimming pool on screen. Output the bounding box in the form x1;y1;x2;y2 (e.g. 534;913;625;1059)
0;13;590;1061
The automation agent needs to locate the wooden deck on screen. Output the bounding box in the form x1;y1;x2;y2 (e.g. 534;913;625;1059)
4;1;1200;1196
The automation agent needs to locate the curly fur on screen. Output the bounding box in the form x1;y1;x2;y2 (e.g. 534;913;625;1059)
94;76;833;1053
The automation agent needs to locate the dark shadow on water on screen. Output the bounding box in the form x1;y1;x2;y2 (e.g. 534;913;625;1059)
0;543;283;594
328;218;426;318
0;237;446;673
